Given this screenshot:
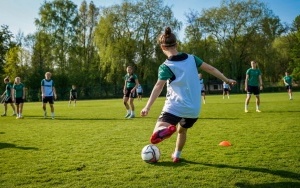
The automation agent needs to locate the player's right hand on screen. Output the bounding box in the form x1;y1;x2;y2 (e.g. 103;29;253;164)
140;107;150;117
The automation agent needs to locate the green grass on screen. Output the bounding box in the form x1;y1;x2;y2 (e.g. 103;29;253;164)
0;92;299;188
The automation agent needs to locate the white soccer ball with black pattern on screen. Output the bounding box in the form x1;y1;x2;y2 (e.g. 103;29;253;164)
141;144;160;163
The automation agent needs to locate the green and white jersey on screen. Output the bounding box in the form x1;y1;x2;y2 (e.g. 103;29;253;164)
5;83;13;97
283;75;292;86
246;68;261;86
41;79;55;96
124;74;138;88
13;83;25;98
158;53;203;118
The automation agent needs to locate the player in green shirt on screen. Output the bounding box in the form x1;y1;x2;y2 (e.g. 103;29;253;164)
244;61;263;113
1;77;16;116
123;66;139;119
13;77;26;119
283;71;293;100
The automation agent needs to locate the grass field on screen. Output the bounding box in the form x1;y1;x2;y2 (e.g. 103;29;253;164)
0;92;299;188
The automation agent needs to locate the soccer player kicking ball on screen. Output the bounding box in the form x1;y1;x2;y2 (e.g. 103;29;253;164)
140;27;236;163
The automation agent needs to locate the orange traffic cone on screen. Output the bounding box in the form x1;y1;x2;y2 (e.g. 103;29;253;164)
219;141;231;146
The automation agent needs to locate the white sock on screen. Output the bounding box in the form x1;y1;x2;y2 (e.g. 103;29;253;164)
51;112;55;117
127;110;130;114
256;105;259;110
245;105;248;110
174;151;181;158
131;111;135;115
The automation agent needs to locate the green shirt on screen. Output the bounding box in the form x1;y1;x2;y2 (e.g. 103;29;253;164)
158;53;203;80
5;83;13;97
124;74;138;88
283;75;292;85
13;83;25;98
246;68;261;86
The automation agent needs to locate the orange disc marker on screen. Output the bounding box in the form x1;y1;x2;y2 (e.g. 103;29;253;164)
219;141;231;146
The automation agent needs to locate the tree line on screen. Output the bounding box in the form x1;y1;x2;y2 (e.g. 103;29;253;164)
0;0;299;101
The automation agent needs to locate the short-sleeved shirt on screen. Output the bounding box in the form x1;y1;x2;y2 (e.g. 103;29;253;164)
124;74;138;88
41;79;55;97
246;68;261;86
158;52;203;118
5;83;13;97
13;83;25;98
283;75;292;86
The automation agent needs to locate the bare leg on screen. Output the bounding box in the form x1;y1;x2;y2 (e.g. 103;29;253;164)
174;126;187;154
10;103;16;114
255;95;260;111
245;94;251;112
43;103;47;118
3;103;7;114
19;103;23;117
129;98;134;111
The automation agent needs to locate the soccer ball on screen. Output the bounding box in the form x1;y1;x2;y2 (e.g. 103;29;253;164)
141;144;160;163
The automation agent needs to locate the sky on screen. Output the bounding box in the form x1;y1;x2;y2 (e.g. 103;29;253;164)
0;0;299;39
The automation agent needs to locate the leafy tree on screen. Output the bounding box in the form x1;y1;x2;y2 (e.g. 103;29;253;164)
68;0;100;98
95;0;181;94
35;0;79;75
3;46;29;82
0;25;16;76
184;0;286;89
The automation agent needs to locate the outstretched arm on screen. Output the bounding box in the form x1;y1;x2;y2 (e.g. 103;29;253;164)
200;62;236;84
141;80;166;116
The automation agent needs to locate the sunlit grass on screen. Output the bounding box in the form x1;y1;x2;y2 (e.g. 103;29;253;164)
0;92;299;187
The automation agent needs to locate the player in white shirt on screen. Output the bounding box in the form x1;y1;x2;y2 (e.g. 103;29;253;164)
41;72;57;119
223;81;231;99
140;27;236;163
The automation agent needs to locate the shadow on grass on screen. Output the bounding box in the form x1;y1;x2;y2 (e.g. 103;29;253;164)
154;159;299;181
0;132;5;134
235;182;300;188
200;162;300;180
0;142;39;150
22;115;123;121
263;110;300;113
